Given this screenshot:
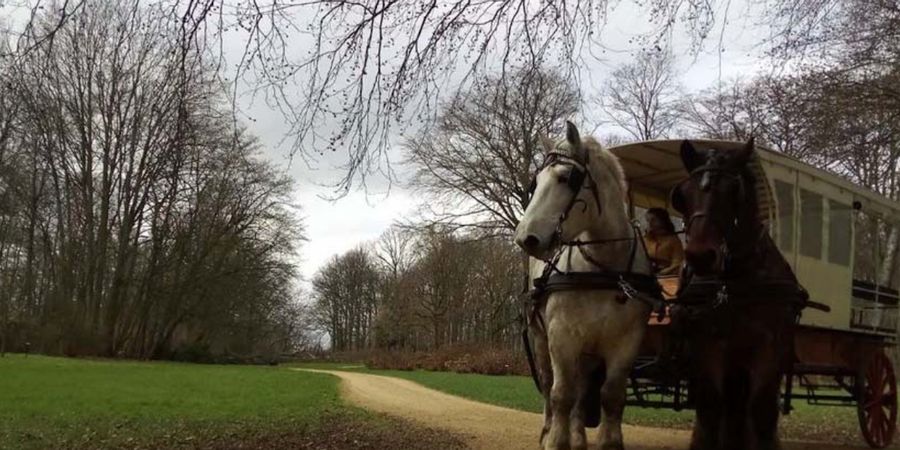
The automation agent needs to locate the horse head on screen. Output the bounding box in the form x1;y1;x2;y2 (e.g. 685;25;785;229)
671;138;756;276
514;121;598;259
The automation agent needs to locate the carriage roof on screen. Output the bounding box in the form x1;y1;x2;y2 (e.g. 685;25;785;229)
608;139;900;222
609;139;900;338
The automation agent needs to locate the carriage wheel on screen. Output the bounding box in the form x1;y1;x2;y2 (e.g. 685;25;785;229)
858;352;898;448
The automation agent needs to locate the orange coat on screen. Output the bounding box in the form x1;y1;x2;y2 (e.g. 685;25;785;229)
643;232;685;275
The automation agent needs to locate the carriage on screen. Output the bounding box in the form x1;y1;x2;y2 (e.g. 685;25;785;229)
608;140;900;448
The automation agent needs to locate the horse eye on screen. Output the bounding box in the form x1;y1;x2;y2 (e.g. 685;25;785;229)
558;175;569;183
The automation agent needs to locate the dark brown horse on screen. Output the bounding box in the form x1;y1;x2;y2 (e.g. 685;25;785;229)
670;139;807;450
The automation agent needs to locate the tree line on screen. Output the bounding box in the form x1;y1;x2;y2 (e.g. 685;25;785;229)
311;227;522;352
0;1;306;360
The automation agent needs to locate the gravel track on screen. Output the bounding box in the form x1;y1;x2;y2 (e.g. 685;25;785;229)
297;369;870;450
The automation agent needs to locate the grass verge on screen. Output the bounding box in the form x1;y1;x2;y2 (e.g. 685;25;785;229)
0;354;465;450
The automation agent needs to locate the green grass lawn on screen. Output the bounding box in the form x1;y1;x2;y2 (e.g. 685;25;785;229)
1;354;344;449
295;361;864;444
2;354;864;448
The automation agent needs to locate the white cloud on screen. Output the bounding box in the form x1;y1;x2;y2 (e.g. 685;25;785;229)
293;185;415;286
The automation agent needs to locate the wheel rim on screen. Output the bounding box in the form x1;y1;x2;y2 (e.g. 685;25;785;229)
858;352;898;448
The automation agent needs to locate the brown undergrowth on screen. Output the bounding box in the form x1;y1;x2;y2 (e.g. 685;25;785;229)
359;345;530;375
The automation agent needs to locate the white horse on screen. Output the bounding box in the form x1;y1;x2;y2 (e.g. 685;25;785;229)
515;122;655;450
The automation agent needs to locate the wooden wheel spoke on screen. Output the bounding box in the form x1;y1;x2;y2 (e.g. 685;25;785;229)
858;353;897;448
865;397;884;410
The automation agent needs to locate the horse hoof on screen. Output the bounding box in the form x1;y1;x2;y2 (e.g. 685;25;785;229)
600;443;625;450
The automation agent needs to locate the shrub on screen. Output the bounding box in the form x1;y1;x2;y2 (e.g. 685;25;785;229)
170;342;214;363
366;350;421;371
341;344;531;376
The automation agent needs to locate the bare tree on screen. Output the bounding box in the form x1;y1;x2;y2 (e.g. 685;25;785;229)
371;226;416;349
232;1;727;192
0;1;306;360
600;50;680;140
312;247;381;352
373;226;414;278
678;80;759;141
405;68;580;235
314;225;523;352
5;1;734;192
15;1;888;191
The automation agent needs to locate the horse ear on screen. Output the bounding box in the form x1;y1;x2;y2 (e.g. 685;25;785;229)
736;136;756;163
680;140;704;172
566;121;587;162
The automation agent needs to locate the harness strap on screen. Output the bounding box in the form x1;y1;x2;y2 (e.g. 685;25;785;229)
530;271;667;316
676;279;813;310
521;324;543;392
521;269;666;396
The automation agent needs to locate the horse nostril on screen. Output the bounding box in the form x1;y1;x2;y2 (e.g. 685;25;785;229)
523;235;541;250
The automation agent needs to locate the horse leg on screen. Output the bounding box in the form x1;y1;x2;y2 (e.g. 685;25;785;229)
597;335;641;450
750;372;782;450
721;363;751;450
749;326;786;450
569;365;589;450
532;324;554;446
597;363;630;450
582;359;605;429
690;340;725;450
545;340;581;450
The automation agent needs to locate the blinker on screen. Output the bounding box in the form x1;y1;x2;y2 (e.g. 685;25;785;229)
524;154;587;208
567;167;586;192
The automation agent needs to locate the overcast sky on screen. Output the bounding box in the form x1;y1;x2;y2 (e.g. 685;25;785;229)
223;0;773;288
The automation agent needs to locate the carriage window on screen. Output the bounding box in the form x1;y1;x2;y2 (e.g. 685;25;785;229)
855;210;879;283
851;211;900;334
828;200;851;266
800;189;823;259
774;180;794;251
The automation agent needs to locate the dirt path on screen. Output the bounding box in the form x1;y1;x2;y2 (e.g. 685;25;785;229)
299;369;868;450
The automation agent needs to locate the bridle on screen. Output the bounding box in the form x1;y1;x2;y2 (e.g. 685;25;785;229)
525;151;603;234
677;163;749;248
675;160;767;306
524;150;647;276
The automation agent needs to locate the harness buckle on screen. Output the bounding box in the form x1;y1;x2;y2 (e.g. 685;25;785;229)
714;285;729;308
618;276;638;299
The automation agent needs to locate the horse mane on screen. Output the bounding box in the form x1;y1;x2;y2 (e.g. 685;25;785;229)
706;148;761;227
705;147;798;281
583;137;629;202
553;134;629;202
